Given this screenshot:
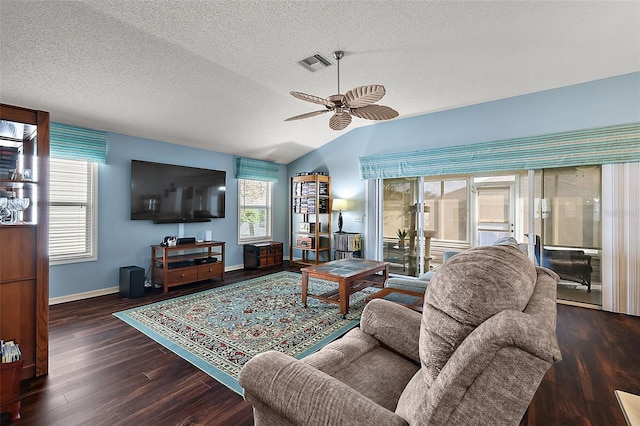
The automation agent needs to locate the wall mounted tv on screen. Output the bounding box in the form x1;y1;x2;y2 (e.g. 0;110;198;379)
130;160;226;223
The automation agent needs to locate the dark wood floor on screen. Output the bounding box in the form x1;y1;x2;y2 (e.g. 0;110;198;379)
5;264;640;425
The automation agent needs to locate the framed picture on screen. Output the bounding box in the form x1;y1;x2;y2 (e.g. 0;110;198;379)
296;237;314;248
298;222;320;233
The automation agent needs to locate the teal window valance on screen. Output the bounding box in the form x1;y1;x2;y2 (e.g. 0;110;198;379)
359;122;640;179
236;157;280;183
50;122;107;164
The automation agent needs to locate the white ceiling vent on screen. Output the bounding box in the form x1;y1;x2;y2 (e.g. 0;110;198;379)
297;53;332;72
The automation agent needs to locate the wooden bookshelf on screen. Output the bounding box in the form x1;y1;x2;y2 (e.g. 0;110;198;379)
290;174;331;267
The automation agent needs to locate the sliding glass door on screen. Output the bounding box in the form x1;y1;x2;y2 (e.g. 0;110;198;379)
380;166;602;306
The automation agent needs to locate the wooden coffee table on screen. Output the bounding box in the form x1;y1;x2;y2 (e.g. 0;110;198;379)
301;258;389;317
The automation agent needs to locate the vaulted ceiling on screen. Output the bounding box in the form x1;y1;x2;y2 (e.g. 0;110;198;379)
1;1;638;164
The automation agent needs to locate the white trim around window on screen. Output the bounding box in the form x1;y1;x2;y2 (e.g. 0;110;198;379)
49;159;98;265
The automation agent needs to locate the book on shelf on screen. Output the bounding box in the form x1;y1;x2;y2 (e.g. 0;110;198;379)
1;340;22;363
334;233;362;251
299;222;321;233
335;250;361;260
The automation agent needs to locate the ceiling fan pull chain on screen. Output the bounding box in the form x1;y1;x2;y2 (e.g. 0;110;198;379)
333;50;344;94
337;54;340;94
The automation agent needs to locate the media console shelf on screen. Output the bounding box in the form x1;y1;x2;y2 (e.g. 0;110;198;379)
151;241;225;293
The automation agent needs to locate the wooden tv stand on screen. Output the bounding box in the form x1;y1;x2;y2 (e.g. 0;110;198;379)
151;241;225;293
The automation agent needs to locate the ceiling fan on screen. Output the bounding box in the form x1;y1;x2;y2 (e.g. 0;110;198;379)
285;51;399;131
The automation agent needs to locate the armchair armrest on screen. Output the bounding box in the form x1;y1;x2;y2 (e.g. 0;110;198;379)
360;299;422;364
384;276;430;292
239;350;407;426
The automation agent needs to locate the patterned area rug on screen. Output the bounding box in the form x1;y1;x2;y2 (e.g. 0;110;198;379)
114;271;377;395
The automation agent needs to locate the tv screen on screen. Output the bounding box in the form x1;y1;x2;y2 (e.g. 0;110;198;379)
130;160;226;223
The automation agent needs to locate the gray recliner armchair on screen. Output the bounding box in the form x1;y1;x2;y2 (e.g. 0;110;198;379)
239;244;562;425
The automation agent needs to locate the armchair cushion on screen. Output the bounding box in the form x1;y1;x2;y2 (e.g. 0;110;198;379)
420;244;537;387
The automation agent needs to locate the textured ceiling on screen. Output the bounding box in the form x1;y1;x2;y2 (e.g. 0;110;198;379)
1;1;639;164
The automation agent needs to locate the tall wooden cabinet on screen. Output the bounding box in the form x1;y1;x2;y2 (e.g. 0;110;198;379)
290;174;332;267
0;104;49;379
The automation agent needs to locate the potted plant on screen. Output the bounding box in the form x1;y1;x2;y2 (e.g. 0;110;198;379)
396;229;408;248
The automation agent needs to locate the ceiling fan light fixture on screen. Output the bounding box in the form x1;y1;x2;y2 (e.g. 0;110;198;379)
286;50;399;131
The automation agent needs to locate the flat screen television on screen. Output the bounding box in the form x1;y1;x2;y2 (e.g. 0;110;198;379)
130;160;226;223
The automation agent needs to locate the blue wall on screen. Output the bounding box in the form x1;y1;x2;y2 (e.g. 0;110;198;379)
50;72;639;298
49;134;289;298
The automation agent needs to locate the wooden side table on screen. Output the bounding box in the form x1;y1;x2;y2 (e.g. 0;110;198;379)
365;287;425;313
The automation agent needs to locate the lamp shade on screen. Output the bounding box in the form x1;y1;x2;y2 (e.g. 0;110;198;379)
332;199;348;211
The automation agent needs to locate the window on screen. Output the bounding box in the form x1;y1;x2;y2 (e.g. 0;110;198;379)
238;179;272;243
424;179;469;242
49;158;98;263
541;166;601;249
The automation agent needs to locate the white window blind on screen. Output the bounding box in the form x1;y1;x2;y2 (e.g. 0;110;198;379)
49;158;97;263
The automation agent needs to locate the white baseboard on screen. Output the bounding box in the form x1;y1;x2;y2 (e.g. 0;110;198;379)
226;263;244;272
49;286;119;305
49;265;245;305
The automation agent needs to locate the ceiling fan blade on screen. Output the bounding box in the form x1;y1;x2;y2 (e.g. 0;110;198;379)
329;112;352;131
284;110;330;121
350;104;399;121
290;91;334;107
343;85;386;108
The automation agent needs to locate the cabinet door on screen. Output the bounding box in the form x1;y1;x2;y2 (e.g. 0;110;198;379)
0;279;37;377
0;227;37;282
0;227;38;377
